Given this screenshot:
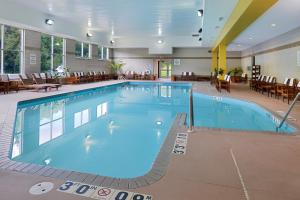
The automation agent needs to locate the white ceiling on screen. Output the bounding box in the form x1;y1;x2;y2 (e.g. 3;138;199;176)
228;0;300;51
0;0;238;51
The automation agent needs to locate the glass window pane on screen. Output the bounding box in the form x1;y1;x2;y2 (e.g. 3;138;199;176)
52;119;63;139
75;42;82;57
83;43;89;58
53;53;63;69
53;37;63;54
39;123;51;145
102;47;107;60
41;34;52;72
3;50;20;74
106;48;109;59
98;46;103;59
4;25;20;50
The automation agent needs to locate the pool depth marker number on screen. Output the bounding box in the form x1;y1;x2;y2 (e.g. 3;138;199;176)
173;133;188;155
57;181;153;200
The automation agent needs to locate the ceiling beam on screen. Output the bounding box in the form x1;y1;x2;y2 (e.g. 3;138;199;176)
212;0;278;51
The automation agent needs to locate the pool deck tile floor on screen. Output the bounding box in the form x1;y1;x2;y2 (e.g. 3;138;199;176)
1;81;300;200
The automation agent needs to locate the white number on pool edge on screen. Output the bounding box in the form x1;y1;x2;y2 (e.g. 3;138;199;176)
173;133;188;155
57;181;153;200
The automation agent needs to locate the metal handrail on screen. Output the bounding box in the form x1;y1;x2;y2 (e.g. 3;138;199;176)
188;88;194;132
276;92;300;131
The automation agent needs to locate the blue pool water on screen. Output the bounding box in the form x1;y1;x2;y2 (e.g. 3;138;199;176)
10;82;295;178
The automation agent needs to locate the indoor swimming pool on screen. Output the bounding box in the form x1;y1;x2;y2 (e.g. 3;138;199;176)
10;82;295;178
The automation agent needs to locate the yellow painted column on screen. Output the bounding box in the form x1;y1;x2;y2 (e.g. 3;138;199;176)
211;50;218;73
218;44;227;78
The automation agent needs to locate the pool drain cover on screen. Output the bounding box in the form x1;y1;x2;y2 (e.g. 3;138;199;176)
29;182;54;195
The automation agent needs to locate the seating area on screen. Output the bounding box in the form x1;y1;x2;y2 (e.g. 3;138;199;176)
2;0;300;200
216;75;231;93
172;72;210;81
250;75;299;104
0;71;118;94
122;71;157;80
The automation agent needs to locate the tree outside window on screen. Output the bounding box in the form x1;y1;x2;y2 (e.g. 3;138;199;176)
41;34;64;72
0;25;23;74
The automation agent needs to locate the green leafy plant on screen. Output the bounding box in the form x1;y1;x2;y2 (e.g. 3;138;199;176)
228;67;243;76
109;61;125;74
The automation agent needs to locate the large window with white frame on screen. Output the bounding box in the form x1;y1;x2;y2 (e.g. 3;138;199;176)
98;46;109;60
0;24;24;74
41;34;65;72
75;41;91;59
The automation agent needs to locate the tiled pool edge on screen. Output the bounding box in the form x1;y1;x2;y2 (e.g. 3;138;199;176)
0;86;187;190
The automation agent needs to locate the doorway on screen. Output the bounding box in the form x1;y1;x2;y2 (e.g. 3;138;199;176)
158;60;172;79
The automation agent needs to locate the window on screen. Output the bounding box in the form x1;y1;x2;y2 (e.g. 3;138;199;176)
75;42;91;59
74;109;90;128
0;25;24;74
97;46;103;59
98;46;109;60
97;102;108;118
41;34;65;72
75;41;82;57
39;101;64;145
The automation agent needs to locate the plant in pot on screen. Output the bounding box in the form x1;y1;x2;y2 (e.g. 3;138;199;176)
228;67;243;82
109;61;125;79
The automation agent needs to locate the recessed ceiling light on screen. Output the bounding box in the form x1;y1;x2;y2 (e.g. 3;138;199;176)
157;40;164;44
198;28;203;33
197;9;204;17
86;32;93;37
110;40;115;45
271;23;276;27
45;19;54;25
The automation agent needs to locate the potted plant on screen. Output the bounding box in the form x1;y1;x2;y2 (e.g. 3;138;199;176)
228;67;243;82
109;61;125;74
109;61;125;79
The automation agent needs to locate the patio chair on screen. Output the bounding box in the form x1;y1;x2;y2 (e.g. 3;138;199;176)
216;75;231;92
282;78;297;104
241;73;248;83
32;73;62;90
64;72;80;84
19;74;61;91
0;74;19;93
274;78;290;99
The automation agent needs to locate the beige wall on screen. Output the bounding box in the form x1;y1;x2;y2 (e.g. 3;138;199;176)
66;39;110;73
241;27;300;83
113;47;241;76
24;30;111;74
